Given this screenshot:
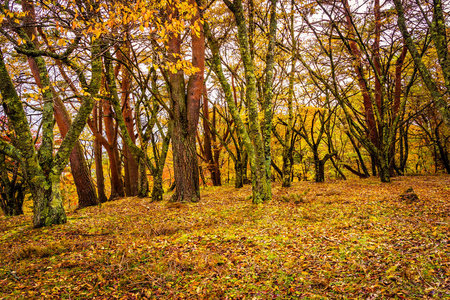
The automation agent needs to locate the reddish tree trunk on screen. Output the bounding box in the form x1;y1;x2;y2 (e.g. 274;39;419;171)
393;45;408;119
102;100;125;199
342;0;379;146
168;0;205;202
118;44;139;196
88;96;125;200
93;103;107;203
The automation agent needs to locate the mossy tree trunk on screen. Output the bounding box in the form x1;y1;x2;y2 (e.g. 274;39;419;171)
149;120;172;201
137;159;150;198
205;20;260;200
0;49;66;226
281;0;296;188
216;0;277;203
394;0;450;127
146;72;172;201
0;42;100;226
230;0;269;203
0;0;103;226
21;0;98;209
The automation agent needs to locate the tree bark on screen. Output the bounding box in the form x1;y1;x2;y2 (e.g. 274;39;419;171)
342;0;379;146
211;105;222;185
431;0;450;93
118;42;139;196
21;0;98;208
202;85;221;186
313;151;336;183
168;0;205;202
282;1;296;188
0;158;24;216
1;2;101;226
223;0;272;203
93;104;107;203
102;99;125;199
394;0;450;127
262;0;278;197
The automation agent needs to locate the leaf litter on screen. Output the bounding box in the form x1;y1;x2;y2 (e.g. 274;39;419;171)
0;175;449;299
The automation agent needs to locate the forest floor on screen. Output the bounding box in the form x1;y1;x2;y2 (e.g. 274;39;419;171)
0;175;449;299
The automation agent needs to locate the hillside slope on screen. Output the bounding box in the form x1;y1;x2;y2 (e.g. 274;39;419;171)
1;176;449;299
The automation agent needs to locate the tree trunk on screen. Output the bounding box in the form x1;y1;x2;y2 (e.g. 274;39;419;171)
342;0;379;146
281;151;293;187
94;138;107;203
435;129;450;173
314;151;336;183
32;176;67;227
378;153;391;183
211;105;222;185
390;44;408;177
282;1;295;188
0;158;24;216
389;142;396;177
202;86;221;186
89;98;125;200
149;123;171;201
119;43;139;196
205;13;268;200
171;124;200;202
123;144;139;196
0;50;68;227
394;0;450;127
138;158;149;197
262;0;278;197
330;157;346;180
431;0;450;93
0;185;24;216
102;100;125;199
93;104;107;203
168;0;204;202
104;146;124;200
437;145;450;174
371;154;378;176
70;143;99;208
313;151;322;183
234;158;244;188
21;0;98;209
224;0;272;203
151;168;164;202
399;123;409;174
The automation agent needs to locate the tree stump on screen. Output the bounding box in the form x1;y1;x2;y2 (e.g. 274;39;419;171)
399;187;419;204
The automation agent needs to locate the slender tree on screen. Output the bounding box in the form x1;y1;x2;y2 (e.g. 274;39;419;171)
393;0;450;126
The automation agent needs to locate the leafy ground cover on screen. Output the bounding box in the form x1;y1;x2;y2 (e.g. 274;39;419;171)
1;175;449;299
